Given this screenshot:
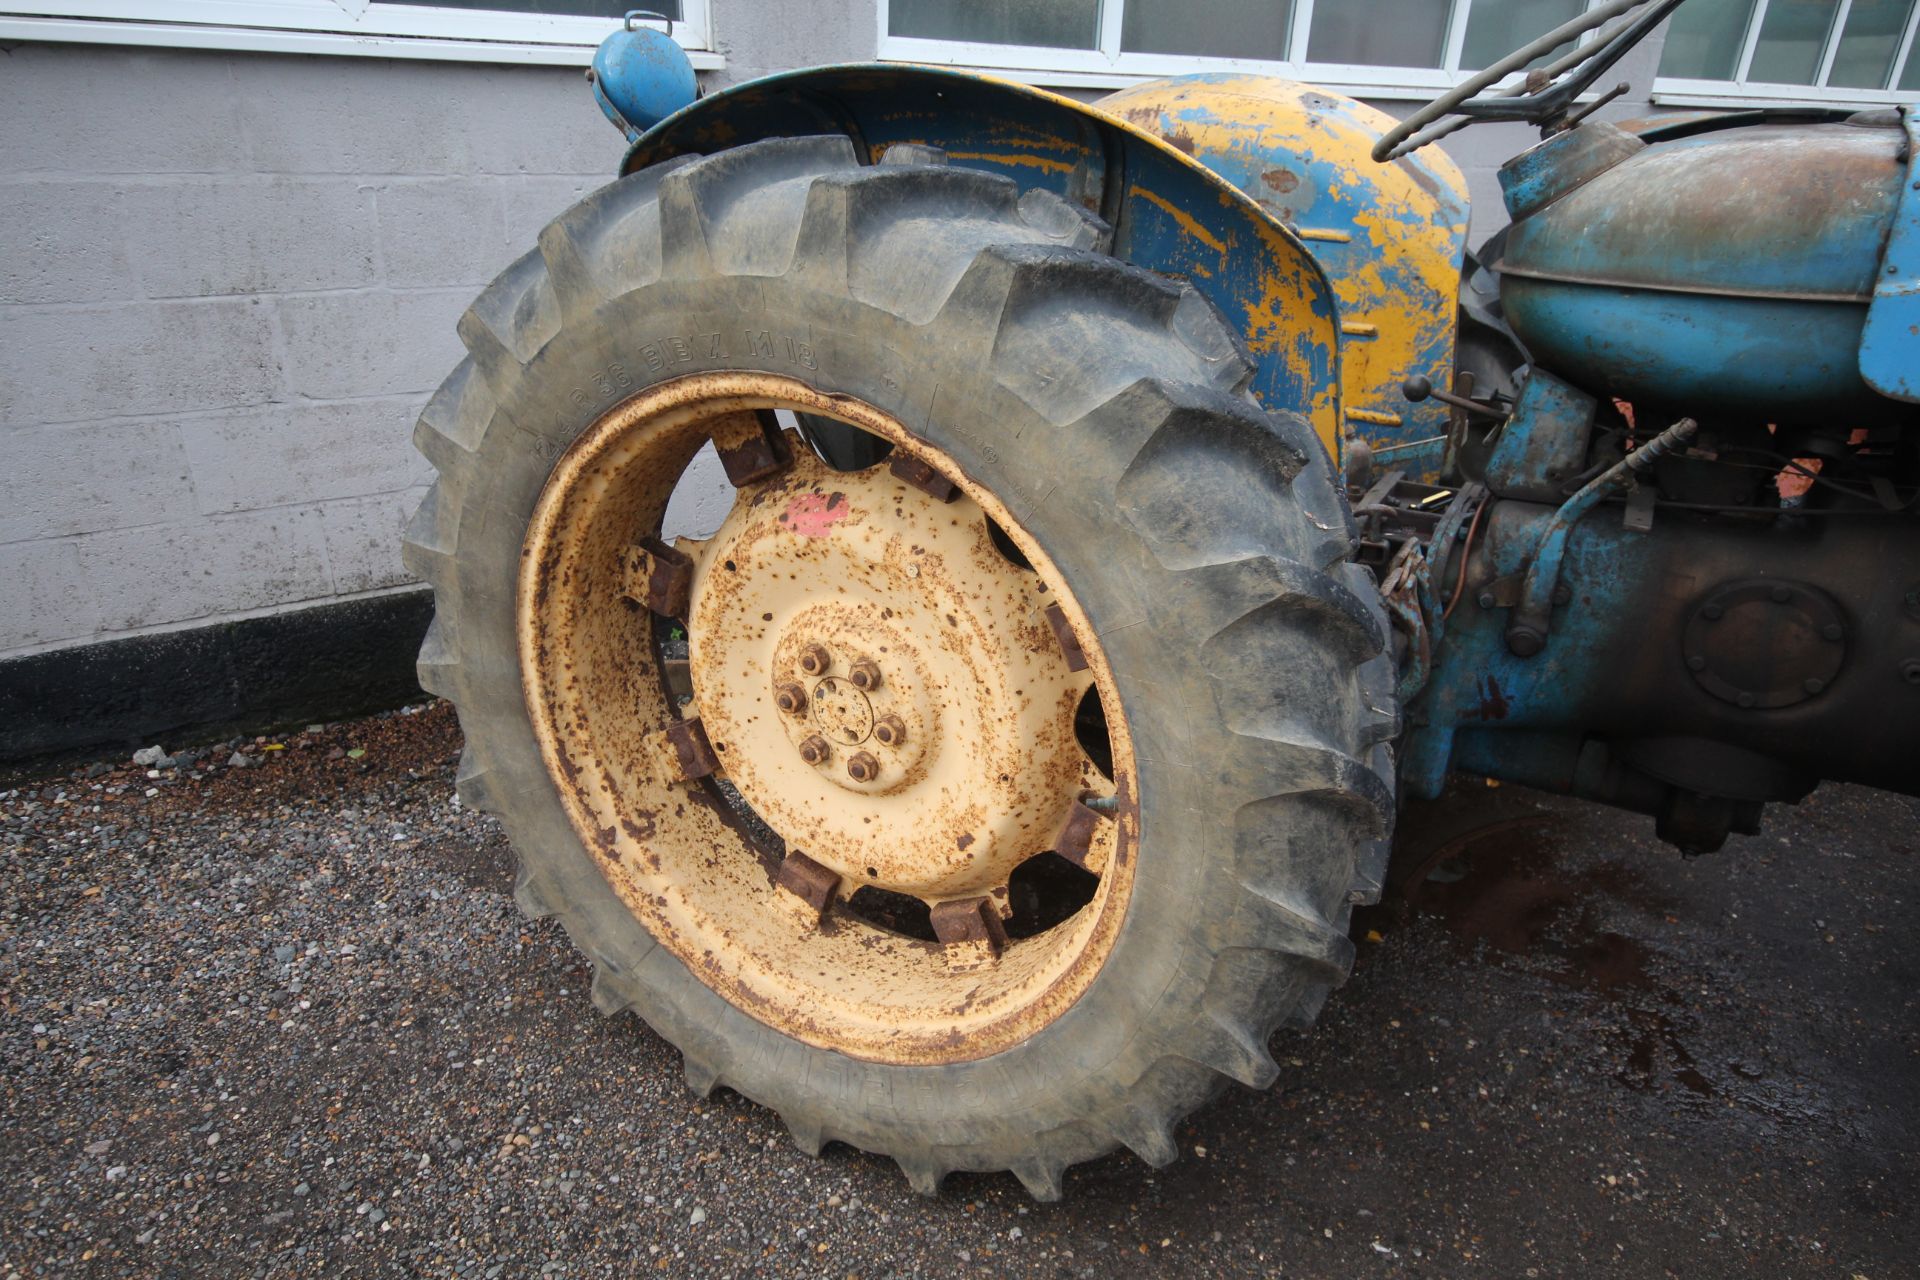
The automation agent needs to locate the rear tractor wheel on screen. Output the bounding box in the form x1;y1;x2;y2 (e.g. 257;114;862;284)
405;136;1396;1197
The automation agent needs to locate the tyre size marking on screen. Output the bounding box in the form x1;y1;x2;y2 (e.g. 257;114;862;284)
566;362;633;413
545;363;639;457
637;330;817;374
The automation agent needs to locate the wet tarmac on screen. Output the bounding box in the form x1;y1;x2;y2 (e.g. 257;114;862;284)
2;707;1913;1277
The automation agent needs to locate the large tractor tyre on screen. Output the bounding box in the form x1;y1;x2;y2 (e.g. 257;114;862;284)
405;135;1396;1198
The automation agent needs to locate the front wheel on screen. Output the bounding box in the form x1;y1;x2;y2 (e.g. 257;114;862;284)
404;136;1396;1198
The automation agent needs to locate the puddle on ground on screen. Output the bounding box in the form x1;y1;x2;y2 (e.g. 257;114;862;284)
1367;790;1716;1102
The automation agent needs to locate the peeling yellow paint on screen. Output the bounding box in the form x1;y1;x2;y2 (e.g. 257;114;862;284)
941;150;1077;176
1099;74;1471;474
1130;184;1229;255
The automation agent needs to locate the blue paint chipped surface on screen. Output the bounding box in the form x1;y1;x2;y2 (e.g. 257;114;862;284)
1860;106;1920;404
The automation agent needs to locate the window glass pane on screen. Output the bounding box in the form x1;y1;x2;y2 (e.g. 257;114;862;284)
1825;0;1915;87
1122;0;1296;60
1657;0;1757;79
1905;38;1920;87
379;0;669;14
1459;0;1582;70
1747;0;1842;83
1460;0;1587;71
888;0;1098;48
1306;0;1450;67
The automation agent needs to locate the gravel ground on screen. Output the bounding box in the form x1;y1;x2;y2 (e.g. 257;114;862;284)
2;699;1914;1278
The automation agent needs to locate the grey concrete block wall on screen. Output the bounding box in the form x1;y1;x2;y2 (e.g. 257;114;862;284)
0;5;1689;664
0;41;640;662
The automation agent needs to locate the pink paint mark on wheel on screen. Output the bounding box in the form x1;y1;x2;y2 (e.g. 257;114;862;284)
781;491;850;538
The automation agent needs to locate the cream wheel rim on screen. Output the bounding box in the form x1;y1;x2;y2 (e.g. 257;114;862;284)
517;373;1137;1064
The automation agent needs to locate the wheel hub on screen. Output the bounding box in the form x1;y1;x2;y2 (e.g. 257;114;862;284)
809;675;874;749
687;447;1091;902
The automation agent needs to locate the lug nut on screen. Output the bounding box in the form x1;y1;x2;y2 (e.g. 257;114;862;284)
846;751;879;783
874;714;906;747
774;683;808;715
798;735;831;765
848;659;882;691
798;644;831;676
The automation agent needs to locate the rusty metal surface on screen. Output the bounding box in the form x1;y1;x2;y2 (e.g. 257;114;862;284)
663;717;720;781
929;896;1009;973
516;372;1139;1065
621;536;692;618
1043;603;1089;674
711;410;793;486
775;849;842;921
887;453;959;503
1050;800;1110;875
683;441;1100;905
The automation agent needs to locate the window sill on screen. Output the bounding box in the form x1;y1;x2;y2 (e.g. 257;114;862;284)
1651;79;1913;110
0;15;724;69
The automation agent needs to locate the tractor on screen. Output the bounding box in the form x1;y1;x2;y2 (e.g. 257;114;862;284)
403;0;1920;1198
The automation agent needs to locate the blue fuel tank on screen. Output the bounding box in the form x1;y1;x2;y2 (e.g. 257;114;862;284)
1493;115;1908;420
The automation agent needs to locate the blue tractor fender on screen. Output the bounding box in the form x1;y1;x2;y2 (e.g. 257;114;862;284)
614;64;1348;455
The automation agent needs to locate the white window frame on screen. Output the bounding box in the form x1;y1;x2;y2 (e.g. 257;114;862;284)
876;0;1610;98
0;1;722;68
1652;0;1917;107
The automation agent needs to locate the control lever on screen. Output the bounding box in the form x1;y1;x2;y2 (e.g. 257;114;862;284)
1402;375;1509;422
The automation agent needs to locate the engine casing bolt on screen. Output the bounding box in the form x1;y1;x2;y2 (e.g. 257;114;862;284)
848;660;882;691
874;714;906;747
798;735;830;765
846;751;879;783
798;644;831;676
774;683;808;715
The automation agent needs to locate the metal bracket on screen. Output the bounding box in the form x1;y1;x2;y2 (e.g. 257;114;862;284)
1623;484;1656;533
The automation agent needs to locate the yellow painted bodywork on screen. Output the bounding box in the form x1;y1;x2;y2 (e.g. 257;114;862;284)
1100;75;1473;468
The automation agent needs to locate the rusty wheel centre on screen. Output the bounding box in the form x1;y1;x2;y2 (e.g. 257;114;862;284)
517;374;1136;1063
689;441;1108;909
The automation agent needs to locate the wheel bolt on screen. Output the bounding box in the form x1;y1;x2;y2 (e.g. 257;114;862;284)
799;644;831;676
846;751;879;783
774;682;808;715
874;714;906;747
799;735;830;765
848;659;882;691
